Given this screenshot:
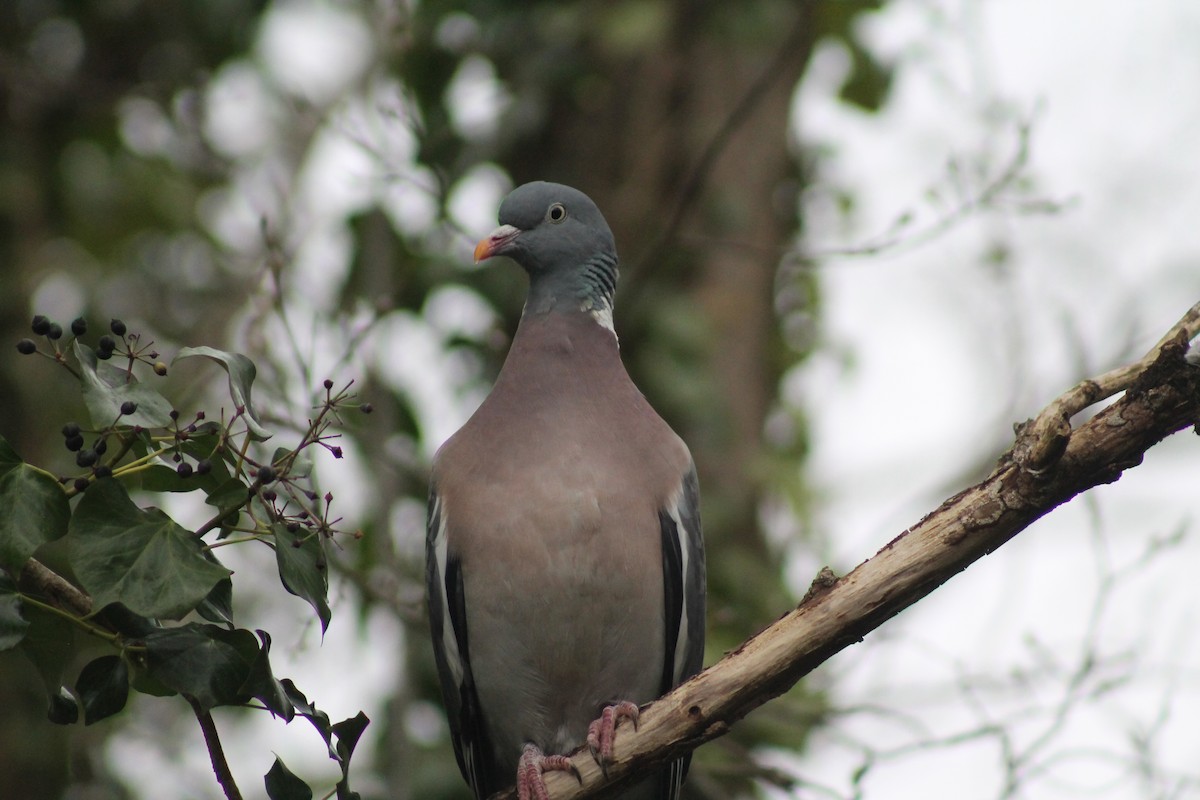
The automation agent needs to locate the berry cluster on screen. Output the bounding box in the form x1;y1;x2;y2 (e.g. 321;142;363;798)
16;315;167;375
57;399;147;491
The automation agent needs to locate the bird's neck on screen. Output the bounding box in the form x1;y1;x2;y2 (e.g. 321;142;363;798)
524;252;618;333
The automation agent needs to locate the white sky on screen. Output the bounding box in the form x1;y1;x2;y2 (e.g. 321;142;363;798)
787;1;1200;798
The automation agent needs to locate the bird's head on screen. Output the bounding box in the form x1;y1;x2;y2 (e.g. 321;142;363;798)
472;183;619;309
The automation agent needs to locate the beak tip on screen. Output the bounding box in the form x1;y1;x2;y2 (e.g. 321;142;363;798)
473;240;491;263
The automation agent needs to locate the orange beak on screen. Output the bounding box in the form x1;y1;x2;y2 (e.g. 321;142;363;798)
474;224;521;263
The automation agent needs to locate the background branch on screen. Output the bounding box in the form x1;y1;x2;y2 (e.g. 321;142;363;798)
490;304;1200;800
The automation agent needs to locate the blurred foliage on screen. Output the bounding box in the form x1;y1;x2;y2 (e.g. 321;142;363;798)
0;0;893;798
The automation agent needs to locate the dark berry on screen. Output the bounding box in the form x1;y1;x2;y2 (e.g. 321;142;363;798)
154;362;168;376
31;315;51;335
330;446;343;459
73;477;90;492
16;338;37;355
110;319;127;336
257;465;277;484
46;323;63;340
93;465;112;478
176;462;193;478
323;378;334;389
291;538;303;548
62;423;80;437
75;449;97;468
172;453;182;462
195;459;212;475
286;521;300;533
65;435;84;452
96;348;113;360
261;488;277;501
195;411;205;421
360;403;373;414
70;317;87;336
94;439;107;456
119;400;138;416
98;335;116;353
169;409;179;420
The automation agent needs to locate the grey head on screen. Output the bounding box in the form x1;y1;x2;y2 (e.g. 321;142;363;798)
475;181;619;323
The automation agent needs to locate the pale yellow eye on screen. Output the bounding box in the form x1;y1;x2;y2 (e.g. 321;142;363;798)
547;203;567;223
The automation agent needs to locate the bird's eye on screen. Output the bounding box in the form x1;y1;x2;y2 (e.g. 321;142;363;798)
547;203;567;223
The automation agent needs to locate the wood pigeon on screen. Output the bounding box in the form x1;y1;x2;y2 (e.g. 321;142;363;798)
426;182;706;800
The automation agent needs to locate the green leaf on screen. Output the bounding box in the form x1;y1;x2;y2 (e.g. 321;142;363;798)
273;524;330;633
265;757;313;800
240;630;292;720
271;446;311;479
74;341;174;428
332;712;369;800
195;575;234;626
17;603;74;699
0;572;30;650
68;479;230;619
76;655;129;724
332;711;369;764
174;346;272;440
205;477;250;516
138;464;221;494
47;686;79;724
142;623;260;711
0;436;71;572
283;679;337;758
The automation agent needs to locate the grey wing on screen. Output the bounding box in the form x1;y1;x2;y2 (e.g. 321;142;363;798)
426;488;496;798
658;464;706;798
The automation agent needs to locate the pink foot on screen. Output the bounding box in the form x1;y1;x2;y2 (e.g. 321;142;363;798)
517;743;581;800
586;700;640;774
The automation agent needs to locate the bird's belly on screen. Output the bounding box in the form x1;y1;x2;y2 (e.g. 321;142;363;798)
463;493;665;763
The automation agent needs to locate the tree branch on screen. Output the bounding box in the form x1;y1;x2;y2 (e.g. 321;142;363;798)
490;302;1200;800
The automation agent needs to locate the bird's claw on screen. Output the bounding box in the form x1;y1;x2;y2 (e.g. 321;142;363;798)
586;700;641;776
517;743;581;800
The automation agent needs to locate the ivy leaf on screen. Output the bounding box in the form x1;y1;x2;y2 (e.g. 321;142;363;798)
74;341;173;428
265;757;313;800
332;711;370;800
138;464;223;494
68;479;230;619
0;572;29;650
0;436;70;572
47;686;79;725
273;524;330;634
142;623;260;711
16;602;74;713
76;655;129;724
271;446;311;479
195;575;234;627
174;347;271;441
240;630;292;720
280;678;369;793
283;679;336;758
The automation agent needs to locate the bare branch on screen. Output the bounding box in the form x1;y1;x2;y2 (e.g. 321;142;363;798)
19;557;93;618
488;303;1200;800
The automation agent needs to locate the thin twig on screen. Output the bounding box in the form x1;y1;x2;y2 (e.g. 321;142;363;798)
188;695;244;800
